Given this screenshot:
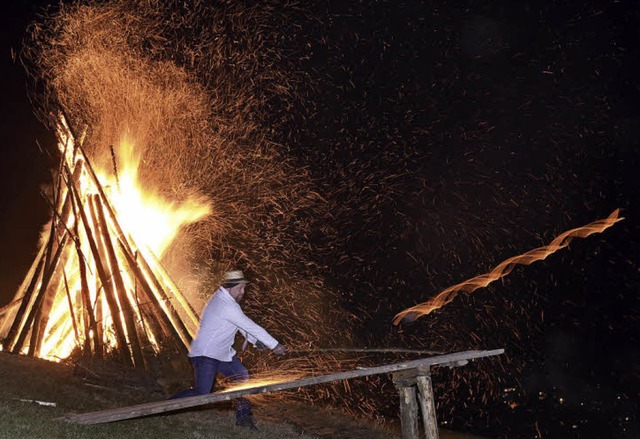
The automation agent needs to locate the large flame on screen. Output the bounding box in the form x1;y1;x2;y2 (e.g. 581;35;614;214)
36;129;209;361
98;136;211;258
393;209;624;325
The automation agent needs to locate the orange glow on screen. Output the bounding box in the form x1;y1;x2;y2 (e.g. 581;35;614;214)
221;379;284;393
221;371;305;393
393;209;624;325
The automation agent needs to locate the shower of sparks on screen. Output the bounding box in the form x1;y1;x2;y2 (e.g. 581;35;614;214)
14;0;363;411
394;209;624;325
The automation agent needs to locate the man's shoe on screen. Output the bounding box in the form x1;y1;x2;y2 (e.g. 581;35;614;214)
236;416;258;431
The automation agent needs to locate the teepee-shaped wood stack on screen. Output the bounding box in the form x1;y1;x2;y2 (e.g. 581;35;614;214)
0;117;199;370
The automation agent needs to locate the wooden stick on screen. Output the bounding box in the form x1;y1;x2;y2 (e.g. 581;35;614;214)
133;253;194;348
289;348;444;356
62;349;504;425
75;143;195;354
93;195;145;369
76;225;99;355
140;250;199;332
0;242;47;325
85;195;132;367
62;271;80;345
13;232;68;355
28;237;72;356
6;199;59;352
117;242;189;356
26;157;85;356
98;190;191;353
2;246;47;349
76;142;198;347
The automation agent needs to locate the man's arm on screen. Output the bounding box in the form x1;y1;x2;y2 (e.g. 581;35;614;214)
226;307;280;349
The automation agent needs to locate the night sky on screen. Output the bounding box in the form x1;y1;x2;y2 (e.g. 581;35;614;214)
1;1;640;438
0;0;55;299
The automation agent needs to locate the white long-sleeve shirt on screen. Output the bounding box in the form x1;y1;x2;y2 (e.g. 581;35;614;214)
188;287;279;361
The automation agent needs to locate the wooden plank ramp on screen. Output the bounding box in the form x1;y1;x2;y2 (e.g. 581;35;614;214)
62;349;503;425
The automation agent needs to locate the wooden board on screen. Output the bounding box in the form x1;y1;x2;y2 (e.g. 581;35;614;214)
62;348;504;425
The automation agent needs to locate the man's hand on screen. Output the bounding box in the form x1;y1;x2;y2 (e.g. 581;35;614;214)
255;340;268;351
272;343;286;356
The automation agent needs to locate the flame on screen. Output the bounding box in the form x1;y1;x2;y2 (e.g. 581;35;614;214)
393;209;624;325
34;129;210;362
99;137;211;258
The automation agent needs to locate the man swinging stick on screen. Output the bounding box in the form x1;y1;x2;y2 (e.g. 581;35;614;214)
171;270;286;430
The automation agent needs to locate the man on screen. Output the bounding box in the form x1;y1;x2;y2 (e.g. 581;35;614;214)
171;270;285;430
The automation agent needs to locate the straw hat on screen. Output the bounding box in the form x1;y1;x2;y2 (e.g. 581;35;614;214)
223;270;248;285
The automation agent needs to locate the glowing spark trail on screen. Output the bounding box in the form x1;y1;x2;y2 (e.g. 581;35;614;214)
393;209;624;325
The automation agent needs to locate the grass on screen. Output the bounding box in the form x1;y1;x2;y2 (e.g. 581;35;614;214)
0;352;398;439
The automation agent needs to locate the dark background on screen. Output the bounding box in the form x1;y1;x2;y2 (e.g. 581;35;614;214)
0;0;54;299
1;1;639;437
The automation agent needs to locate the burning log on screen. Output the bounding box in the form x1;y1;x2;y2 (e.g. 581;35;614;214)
1;246;47;350
92;195;145;369
85;193;133;367
116;243;189;356
29;241;75;357
12;232;69;355
62;272;80;349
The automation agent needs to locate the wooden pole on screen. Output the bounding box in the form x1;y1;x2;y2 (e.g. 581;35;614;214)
97;189;192;352
62;271;81;346
94;281;104;358
416;370;439;439
92;195;145;369
394;380;420;439
29;241;73;356
13;232;68;355
290;348;444;356
5;201;60;352
84;195;132;367
62;349;504;425
116;242;189;356
66;169;130;366
141;250;199;332
0;243;47;335
59;158;99;356
76;143;196;351
134;253;194;347
2;246;47;350
76;231;100;355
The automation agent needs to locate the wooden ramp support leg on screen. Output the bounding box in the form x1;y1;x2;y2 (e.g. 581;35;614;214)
393;370;420;439
393;367;440;439
416;367;439;439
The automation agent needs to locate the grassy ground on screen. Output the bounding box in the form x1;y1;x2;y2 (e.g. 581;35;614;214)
0;352;395;439
0;352;486;439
